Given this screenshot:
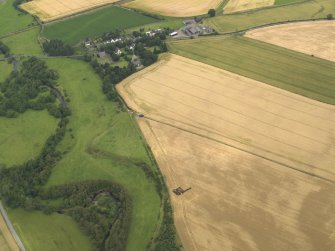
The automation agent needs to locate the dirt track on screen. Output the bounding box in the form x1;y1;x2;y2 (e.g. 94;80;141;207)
124;0;221;17
246;20;335;62
224;0;274;13
20;0;119;22
117;54;335;251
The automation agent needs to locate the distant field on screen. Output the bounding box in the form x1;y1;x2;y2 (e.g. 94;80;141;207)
0;110;58;166
168;36;335;105
42;6;158;44
8;209;91;251
0;0;35;36
42;58;161;251
206;0;335;33
124;0;222;17
224;0;274;13
2;28;43;56
0;212;18;251
118;54;335;250
20;0;119;22
246;20;335;62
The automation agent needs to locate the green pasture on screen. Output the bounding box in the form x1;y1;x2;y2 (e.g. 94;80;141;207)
275;0;304;5
206;0;335;33
2;28;43;56
0;110;58;167
8;209;92;251
125;19;184;33
42;6;159;44
0;0;35;37
43;58;161;251
168;36;335;104
0;61;12;82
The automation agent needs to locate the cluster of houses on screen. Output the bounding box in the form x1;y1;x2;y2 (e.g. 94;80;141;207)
145;29;163;37
169;19;215;38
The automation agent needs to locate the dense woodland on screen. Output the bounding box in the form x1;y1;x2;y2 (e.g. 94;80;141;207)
0;57;65;118
43;39;74;56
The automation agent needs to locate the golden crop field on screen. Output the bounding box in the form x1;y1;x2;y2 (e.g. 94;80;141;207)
224;0;274;13
117;54;335;251
124;0;222;17
0;214;19;251
246;20;335;62
20;0;120;22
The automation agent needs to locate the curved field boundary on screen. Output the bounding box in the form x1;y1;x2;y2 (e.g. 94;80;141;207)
0;202;25;251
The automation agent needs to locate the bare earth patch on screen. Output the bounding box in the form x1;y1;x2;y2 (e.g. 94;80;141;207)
20;0;120;22
246;20;335;62
224;0;274;13
0;213;19;251
124;0;222;17
117;54;335;251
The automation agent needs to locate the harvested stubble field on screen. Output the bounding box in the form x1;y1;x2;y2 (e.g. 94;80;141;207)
124;0;222;17
246;20;335;62
224;0;274;13
0;213;19;251
117;54;335;251
205;0;335;33
20;0;119;22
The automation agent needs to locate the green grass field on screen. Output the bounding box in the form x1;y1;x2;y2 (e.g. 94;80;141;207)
41;58;161;251
275;0;304;5
0;0;35;37
8;209;92;251
2;28;43;56
168;36;335;104
125;19;184;33
0;61;12;82
0;110;58;166
42;6;159;44
206;0;335;33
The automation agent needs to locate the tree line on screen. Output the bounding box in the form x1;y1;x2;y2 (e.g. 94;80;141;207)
43;39;74;56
